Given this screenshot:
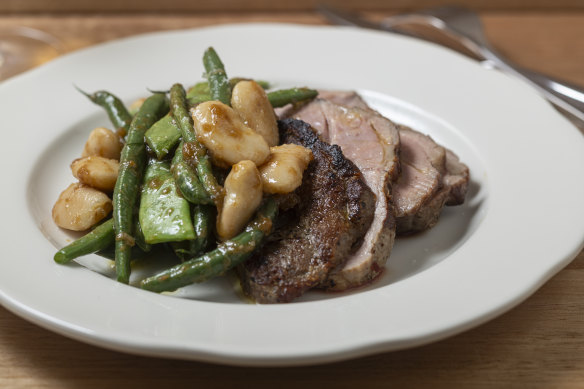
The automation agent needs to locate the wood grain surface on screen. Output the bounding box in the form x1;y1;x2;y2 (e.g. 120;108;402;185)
0;11;583;388
1;0;584;13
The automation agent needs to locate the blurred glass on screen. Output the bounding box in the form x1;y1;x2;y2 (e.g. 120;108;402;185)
0;26;63;81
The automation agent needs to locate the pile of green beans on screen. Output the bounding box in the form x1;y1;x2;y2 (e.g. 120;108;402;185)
55;47;317;293
170;83;224;206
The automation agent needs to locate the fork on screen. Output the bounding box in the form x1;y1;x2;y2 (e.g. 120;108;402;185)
319;5;584;126
380;6;584;124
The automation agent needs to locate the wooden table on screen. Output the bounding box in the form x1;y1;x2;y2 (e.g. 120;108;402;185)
1;11;583;388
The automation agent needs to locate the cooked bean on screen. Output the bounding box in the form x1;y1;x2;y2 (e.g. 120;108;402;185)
71;156;119;192
77;89;132;135
191;101;270;168
129;97;147;116
231;80;279;147
113;92;169;284
217;160;263;240
203;47;231;106
140;198;278;293
259;144;313;194
81;127;122;160
52;183;112;231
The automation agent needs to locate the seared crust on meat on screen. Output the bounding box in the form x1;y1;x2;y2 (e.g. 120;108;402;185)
238;119;375;303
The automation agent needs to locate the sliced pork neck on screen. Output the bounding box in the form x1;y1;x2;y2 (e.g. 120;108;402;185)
297;91;470;236
444;149;470;206
393;125;470;234
238;119;375;303
393;126;448;233
270;91;470;295
290;97;400;290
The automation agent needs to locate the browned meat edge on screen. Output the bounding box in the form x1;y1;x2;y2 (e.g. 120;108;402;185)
238;118;376;303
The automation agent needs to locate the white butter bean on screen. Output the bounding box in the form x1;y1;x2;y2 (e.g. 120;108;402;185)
81;127;122;160
259;144;313;194
71;156;119;192
191;101;270;168
52;183;112;231
129;97;146;116
217;160;263;240
231;80;279;147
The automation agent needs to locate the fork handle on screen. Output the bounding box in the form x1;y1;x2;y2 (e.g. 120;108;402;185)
520;67;584;109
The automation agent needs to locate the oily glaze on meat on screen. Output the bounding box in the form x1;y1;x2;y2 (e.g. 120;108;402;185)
238;119;375;303
290;97;400;290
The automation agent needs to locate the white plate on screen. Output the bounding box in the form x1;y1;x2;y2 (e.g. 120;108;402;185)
1;24;583;366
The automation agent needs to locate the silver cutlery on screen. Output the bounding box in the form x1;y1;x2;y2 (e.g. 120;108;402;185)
318;4;584;127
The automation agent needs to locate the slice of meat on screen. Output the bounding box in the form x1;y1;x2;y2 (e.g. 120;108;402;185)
317;90;371;110
291;98;400;290
301;91;469;236
393;125;447;234
271;90;470;294
393;125;470;234
238;119;375;303
444;149;470;206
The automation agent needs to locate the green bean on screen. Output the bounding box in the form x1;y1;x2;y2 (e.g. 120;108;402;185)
170;83;224;205
144;115;182;160
191;144;224;206
128;100;144;117
171;141;212;205
114;92;169;284
170;84;197;144
95;243;148;262
186;78;270;104
203;47;231;105
187;79;269;106
133;215;151;253
191;204;214;252
267;87;318;108
186;81;211;104
139;160;196;244
186;83;317;109
140;198;277;293
76;87;133;134
98;214;150;260
187;92;211;105
171;204;214;260
54;219;115;264
189;81;209;94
